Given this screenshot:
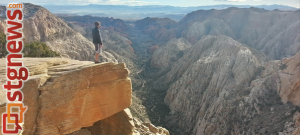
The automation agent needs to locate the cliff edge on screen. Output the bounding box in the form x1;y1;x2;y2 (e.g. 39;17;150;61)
0;58;131;135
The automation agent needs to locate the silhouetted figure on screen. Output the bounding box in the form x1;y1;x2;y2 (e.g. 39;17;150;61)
92;21;103;63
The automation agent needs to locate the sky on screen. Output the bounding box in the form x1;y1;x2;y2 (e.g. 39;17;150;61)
1;0;299;8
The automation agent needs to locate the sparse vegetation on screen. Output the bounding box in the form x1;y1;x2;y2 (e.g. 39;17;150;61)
0;32;59;58
0;32;8;58
23;41;60;57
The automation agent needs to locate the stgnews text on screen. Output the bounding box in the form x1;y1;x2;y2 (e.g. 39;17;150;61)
2;3;28;135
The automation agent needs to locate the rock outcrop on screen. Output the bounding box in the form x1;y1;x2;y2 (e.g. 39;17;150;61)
180;8;300;60
57;15;136;71
151;38;191;74
132;117;169;135
277;51;300;106
0;3;116;61
162;35;267;134
0;58;132;135
72;108;170;135
152;35;300;134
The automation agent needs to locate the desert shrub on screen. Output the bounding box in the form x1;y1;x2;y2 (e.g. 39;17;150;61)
0;32;7;58
0;32;59;58
23;41;60;57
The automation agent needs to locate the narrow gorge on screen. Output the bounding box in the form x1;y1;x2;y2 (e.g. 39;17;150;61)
0;3;299;135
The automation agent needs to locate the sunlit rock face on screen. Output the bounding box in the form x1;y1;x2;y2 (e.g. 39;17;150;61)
0;58;132;135
151;35;300;134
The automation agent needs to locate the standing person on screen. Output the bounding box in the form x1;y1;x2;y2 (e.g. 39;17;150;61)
92;21;103;63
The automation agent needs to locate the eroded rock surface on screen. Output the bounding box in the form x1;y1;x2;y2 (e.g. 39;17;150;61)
137;8;300;60
0;58;132;135
277;51;300;106
68;108;170;135
151;38;191;73
0;3;116;61
151;35;300;134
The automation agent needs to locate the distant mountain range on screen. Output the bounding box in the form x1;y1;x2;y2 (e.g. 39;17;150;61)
43;4;298;21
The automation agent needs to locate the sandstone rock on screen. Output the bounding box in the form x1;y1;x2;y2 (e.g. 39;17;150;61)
137;8;300;59
132;117;170;135
0;58;132;135
60;17;137;71
0;3;116;62
87;108;134;135
183;18;235;44
277;51;300;106
161;35;265;134
179;8;300;59
152;35;300;134
151;38;191;72
292;112;300;135
68;108;170;135
68;129;91;135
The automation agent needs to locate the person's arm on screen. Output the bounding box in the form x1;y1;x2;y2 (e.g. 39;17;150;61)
98;29;103;45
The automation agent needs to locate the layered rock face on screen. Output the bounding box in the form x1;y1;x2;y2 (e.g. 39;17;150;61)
0;58;132;135
137;8;300;59
277;51;300;106
180;8;300;60
77;108;170;135
162;35;266;134
151;38;191;74
152;35;300;134
0;3;116;61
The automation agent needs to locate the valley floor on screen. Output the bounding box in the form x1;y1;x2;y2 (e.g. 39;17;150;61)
125;22;177;134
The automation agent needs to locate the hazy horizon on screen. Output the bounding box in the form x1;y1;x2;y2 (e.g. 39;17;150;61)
0;0;299;8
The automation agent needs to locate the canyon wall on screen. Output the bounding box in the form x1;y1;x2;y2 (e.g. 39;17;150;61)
0;58;131;135
137;8;300;60
0;3;117;61
152;35;300;134
0;58;169;135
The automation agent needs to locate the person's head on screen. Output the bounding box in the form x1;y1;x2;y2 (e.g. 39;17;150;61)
95;21;101;28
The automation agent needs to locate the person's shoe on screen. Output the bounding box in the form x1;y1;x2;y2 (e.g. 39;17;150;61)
95;61;100;64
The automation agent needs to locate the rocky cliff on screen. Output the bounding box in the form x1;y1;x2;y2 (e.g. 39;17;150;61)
277;51;300;107
56;14;136;72
0;3;116;61
0;58;169;135
151;35;300;134
0;58;131;135
151;38;191;74
137;8;300;60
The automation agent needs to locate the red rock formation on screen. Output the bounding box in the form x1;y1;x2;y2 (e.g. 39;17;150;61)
0;58;131;135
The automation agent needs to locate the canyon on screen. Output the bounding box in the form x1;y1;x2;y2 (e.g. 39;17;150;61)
0;58;169;135
0;3;299;135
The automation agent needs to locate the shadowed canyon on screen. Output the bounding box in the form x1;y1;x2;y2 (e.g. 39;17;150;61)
0;3;299;135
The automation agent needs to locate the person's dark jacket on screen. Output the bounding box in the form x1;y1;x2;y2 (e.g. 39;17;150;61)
92;27;102;44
